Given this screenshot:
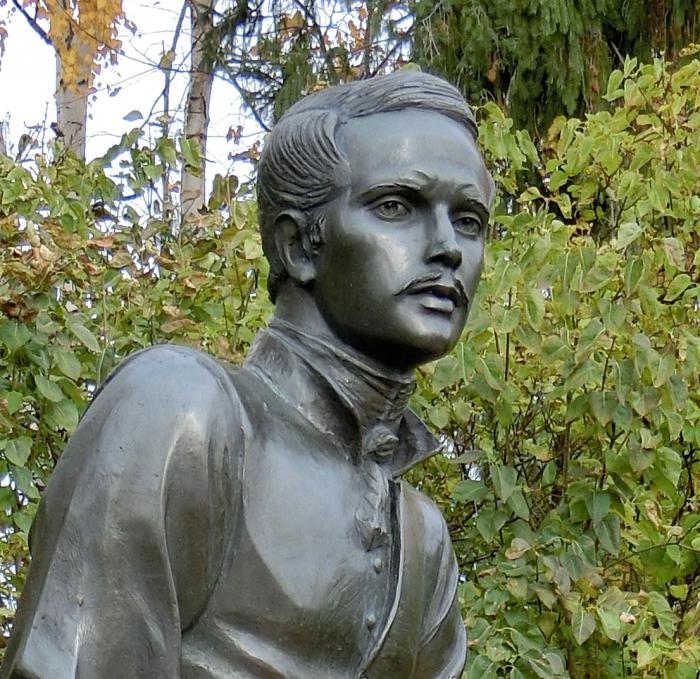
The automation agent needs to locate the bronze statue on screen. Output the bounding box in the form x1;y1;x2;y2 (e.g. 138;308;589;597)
1;71;494;678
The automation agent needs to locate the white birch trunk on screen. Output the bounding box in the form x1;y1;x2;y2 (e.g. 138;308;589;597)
54;6;91;161
55;59;89;160
181;0;216;221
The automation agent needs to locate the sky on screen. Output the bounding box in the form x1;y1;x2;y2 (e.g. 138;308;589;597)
0;0;259;182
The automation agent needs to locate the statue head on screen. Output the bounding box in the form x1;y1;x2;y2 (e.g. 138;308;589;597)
257;70;494;369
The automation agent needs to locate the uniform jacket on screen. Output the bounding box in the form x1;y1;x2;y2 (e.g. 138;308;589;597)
1;324;467;678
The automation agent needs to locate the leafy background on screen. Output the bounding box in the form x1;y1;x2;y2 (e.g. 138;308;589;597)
1;56;699;677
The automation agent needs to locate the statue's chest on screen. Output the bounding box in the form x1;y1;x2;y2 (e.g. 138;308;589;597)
198;418;409;675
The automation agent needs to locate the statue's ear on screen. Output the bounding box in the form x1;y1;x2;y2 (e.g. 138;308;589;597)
274;209;316;285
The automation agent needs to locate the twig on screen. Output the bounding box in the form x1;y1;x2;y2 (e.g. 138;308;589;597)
11;0;51;46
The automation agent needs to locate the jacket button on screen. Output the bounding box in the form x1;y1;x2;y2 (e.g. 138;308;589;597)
372;557;383;573
366;613;377;629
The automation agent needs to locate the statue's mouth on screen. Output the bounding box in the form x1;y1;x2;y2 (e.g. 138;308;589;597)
398;273;469;312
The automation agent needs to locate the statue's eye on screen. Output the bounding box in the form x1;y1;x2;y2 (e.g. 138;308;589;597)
453;214;482;237
374;199;410;220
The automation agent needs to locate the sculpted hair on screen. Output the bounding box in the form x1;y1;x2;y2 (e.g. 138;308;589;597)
257;70;480;302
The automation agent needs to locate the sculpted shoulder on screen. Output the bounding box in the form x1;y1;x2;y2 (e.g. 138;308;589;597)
91;344;237;431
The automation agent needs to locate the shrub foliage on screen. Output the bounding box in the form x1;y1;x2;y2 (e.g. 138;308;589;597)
1;57;699;677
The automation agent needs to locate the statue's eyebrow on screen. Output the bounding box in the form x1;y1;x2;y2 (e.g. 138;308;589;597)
357;179;430;201
358;176;489;211
457;198;490;225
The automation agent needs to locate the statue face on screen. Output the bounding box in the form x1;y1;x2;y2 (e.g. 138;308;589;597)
311;109;492;369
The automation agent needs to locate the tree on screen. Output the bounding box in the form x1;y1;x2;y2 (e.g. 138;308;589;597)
209;0;413;127
3;0;129;158
412;0;700;136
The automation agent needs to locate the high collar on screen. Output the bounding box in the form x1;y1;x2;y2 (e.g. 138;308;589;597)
244;321;441;477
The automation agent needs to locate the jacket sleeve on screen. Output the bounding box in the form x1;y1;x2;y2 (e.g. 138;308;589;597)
0;345;243;679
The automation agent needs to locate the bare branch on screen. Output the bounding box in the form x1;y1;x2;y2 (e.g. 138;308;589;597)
11;0;51;46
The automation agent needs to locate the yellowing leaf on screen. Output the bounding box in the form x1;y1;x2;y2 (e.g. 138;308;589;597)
505;537;530;560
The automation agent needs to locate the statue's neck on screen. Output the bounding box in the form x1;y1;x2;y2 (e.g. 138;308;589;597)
268;317;416;435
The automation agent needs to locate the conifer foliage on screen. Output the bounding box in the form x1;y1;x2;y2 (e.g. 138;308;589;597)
412;0;700;135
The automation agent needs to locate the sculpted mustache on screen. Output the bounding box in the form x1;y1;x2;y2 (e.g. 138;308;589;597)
396;272;470;308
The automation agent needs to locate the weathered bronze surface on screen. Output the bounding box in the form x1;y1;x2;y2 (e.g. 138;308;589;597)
1;71;494;678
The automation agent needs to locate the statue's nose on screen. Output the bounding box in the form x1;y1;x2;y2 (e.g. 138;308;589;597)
426;208;462;269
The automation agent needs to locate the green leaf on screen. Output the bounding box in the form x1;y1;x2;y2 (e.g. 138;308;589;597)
565;394;589;422
490;463;517;502
475;508;509;542
11;466;39;499
54;349;82;380
46;398;80;432
584;490;610;525
665;273;692;301
180;136;201;169
526;654;555;679
432;355;460;391
69;323;101;352
605;69;624;100
476;356;503;392
34;375;64;402
0;487;14;511
590;391;617;426
667;374;688;409
524;287;545;329
572;607;596;644
615;221;642;249
507;489;531;520
576;318;604;359
580;266;613;292
4;436;32;467
428;406;449;429
243;237;264;260
460;342;476;382
597;607;622;641
545;652;566;676
648;591;677;638
0;321;32;352
623;257;643;295
158;49;175;69
670;584;689;599
14;508;34;534
156;138;178;167
657;447;682;487
452;479;488;503
636;640;662;668
594;513;620;555
653;354;675;388
631;388;660;417
5;391;23;414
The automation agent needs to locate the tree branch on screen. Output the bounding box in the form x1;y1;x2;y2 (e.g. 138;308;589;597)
231;76;270;131
11;0;51;46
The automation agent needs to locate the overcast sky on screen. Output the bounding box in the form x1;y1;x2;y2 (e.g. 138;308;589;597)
0;0;258;181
